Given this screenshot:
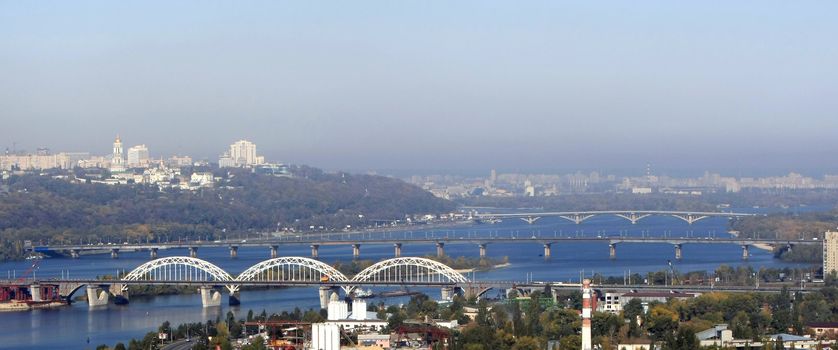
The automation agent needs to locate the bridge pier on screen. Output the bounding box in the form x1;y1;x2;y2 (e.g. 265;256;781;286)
230;246;238;259
229;290;240;306
479;244;487;258
319;286;330;309
110;248;119;259
189;247;198;258
70;249;80;259
543;243;552;258
441;286;453;301
394;243;402;258
111;284;129;304
436;242;445;257
352;244;361;259
674;244;682;260
609;243;616;259
86;285;109;307
200;286;222;307
150;248;158;259
270;245;278;259
521;216;541;224
742;245;749;260
311;244;320;258
30;284;42;302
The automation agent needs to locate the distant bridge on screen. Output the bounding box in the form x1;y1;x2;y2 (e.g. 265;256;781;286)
472;210;759;225
35;235;819;262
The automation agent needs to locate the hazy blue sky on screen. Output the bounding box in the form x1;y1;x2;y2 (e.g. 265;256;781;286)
2;1;837;175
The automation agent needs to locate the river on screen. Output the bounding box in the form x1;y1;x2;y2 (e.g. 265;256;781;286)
0;213;816;349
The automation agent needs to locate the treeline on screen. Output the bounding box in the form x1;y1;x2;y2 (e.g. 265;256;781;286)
731;210;838;262
0;166;454;260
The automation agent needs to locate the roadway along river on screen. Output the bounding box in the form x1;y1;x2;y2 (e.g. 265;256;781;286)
0;213;816;349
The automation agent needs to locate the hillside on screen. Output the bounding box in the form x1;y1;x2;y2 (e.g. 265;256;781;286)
0;166;454;260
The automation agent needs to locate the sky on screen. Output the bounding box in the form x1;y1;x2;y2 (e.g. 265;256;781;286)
1;1;837;176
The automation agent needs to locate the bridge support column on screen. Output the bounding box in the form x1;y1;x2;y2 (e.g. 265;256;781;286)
150;248;158;259
479;244;487;258
311;244;319;258
110;249;119;259
189;247;198;258
441;287;453;301
200;286;222;307
30;284;42;302
609;243;616;259
543;243;551;258
436;242;445;257
353;244;361;259
319;286;330;309
742;245;750;260
111;284;129;304
230;246;238;259
229;290;240;306
86;286;109;307
270;245;278;259
674;244;682;260
70;249;80;259
394;243;402;258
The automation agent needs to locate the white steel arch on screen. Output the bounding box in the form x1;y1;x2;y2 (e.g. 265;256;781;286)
349;257;469;289
122;256;234;282
236;257;350;283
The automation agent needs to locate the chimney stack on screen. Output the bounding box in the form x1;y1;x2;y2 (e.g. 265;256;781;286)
582;278;592;350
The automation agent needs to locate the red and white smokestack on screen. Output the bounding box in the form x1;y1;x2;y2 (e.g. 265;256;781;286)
582;278;592;350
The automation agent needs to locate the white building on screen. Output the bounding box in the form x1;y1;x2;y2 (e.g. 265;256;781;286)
221;140;265;167
824;231;838;275
109;136;125;173
126;144;150;168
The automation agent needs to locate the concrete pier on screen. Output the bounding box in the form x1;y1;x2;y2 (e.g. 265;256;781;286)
311;244;320;258
150;248;158;259
441;286;453;301
270;245;278;259
674;244;682;260
543;243;552;258
319;286;330;309
86;285;109;307
229;290;240;306
200;286;221;307
394;243;402;258
436;242;445;257
742;245;749;260
30;284;42;302
230;246;238;259
609;244;616;259
352;244;361;258
189;247;198;258
70;249;80;259
110;249;119;259
479;244;487;258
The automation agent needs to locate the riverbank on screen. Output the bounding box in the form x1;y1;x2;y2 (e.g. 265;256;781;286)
0;300;66;312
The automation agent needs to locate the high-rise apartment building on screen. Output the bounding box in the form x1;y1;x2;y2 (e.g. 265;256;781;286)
127;144;150;168
824;231;838;276
221;140;264;167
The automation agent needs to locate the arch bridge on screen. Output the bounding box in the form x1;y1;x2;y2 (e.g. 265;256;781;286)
473;210;758;225
58;256;471;308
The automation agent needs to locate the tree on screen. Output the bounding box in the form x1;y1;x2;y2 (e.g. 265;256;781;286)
242;336;268;350
113;343;126;350
511;336;540;350
559;335;581;350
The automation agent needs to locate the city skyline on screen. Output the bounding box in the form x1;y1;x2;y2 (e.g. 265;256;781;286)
2;2;838;174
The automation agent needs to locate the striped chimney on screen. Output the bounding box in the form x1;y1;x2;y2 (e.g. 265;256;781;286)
581;278;592;350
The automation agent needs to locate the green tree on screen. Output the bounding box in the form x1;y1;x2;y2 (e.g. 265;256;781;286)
113;343;126;350
559;335;581;350
511;336;540;350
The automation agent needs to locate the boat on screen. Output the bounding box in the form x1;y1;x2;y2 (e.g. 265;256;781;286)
353;289;375;298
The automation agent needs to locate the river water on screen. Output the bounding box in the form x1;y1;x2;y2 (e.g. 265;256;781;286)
0;213;816;349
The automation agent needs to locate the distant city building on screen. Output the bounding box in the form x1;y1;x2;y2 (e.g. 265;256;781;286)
109;135;125;173
220;140;265;167
824;231;838;276
126;144;150;168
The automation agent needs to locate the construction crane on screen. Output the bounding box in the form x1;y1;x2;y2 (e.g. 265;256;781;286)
16;259;41;283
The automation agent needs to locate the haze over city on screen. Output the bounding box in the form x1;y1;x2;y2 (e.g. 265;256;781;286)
2;1;837;175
